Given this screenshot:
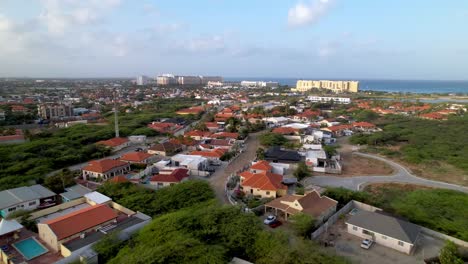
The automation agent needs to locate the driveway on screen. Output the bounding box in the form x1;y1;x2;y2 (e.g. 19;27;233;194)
207;131;262;203
303;152;468;193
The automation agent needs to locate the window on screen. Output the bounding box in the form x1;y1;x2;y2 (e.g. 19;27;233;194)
398;241;404;246
29;201;36;206
266;191;270;195
382;235;387;240
352;226;358;231
8;207;16;212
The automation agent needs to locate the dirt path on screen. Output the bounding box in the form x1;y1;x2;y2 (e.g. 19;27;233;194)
208;131;262;203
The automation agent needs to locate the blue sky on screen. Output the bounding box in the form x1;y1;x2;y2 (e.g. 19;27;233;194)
1;0;468;79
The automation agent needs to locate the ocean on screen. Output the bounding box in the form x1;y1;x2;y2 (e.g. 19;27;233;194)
223;78;468;94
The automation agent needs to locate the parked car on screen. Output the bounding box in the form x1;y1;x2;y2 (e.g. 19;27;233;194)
269;220;282;228
360;239;373;249
263;215;277;225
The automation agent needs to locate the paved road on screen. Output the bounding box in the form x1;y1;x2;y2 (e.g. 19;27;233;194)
303;152;468;193
207;131;262;203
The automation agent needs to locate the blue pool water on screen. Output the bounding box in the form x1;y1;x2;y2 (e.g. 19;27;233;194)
13;237;48;260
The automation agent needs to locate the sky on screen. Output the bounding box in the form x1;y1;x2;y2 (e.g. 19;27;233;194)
1;0;468;79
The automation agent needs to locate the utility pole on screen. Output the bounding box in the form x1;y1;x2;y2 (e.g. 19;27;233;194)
114;89;120;138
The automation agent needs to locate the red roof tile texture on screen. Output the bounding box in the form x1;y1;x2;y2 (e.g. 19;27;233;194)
83;159;128;173
97;137;129;147
150;168;189;183
120;152;153;162
44;204;118;240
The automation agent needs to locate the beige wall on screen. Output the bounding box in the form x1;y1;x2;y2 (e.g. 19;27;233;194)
346;223;414;254
242;186;277;198
295;80;359;93
39;218;117;253
29;198;86;220
110;202;135;216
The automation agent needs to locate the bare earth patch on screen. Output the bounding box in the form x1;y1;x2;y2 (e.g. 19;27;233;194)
393;158;468;187
338;152;394;177
364;182;433;194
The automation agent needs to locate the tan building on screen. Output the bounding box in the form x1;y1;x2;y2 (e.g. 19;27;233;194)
295;80;359;93
81;159;130;181
38;204;118;252
38;103;73;120
156;75;177;86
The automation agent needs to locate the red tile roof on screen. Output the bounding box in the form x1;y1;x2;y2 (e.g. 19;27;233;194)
242;171;286;191
150;168;189;183
420;112;445;120
250;160;272;171
272;127;297;135
185;130;212;138
83;159;128;173
43;204;118;240
176;106;204;115
324;124;353;132
97;137;129;147
352;121;376;128
120;152;153;162
189;148;227;158
212;132;239;139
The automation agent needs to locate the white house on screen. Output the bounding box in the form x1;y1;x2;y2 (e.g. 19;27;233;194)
346;210;421;255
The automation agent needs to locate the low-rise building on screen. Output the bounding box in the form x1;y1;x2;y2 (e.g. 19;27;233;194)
149;168;189;188
264;190;338;222
264;146;302;163
82;159;131;181
148;142;182;156
307;96;351;104
96;137;130;152
0;185;57;217
60;185;92;203
120;151;155;164
346;210;421;255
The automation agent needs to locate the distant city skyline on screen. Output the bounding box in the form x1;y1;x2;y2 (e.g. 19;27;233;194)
1;0;468;80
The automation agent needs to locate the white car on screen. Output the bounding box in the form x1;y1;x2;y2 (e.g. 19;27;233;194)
360;239;373;249
263;215;277;225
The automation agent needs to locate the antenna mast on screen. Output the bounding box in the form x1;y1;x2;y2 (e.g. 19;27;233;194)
114;89;120;138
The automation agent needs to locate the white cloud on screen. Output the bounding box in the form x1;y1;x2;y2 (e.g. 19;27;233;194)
288;0;334;28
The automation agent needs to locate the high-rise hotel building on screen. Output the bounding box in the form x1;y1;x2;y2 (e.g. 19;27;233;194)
295;80;359;93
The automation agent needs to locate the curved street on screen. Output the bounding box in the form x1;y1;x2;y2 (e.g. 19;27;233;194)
303;152;468;193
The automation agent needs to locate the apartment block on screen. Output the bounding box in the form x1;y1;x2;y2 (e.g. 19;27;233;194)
295;80;359;93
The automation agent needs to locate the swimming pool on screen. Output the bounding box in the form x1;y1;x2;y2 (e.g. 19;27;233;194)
12;237;48;260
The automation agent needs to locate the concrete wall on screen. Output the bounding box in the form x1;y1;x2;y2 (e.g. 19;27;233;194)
29;198;86;220
420;227;468;248
38;223;60;251
110;202;135;216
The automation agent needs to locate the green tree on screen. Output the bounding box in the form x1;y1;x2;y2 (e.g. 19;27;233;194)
289;213;316;238
44;169;76;193
259;133;287;147
439;241;464;264
293;161;312;181
256;148;265;160
93;232;126;263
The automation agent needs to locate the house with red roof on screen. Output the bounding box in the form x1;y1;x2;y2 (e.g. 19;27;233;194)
293;109;321;122
0;129;26;144
185;130;213;140
176;106;204;115
38;204;118;251
149;168;189;188
240;171;287;198
120;151;155;164
147;122;183;134
419;112;445;120
96;137;130;151
10;105;28;113
189;148;227;161
321;124;354;137
272;127;299;135
169;137;199;151
204;122;222;132
211;132;239;140
82;159;130;181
